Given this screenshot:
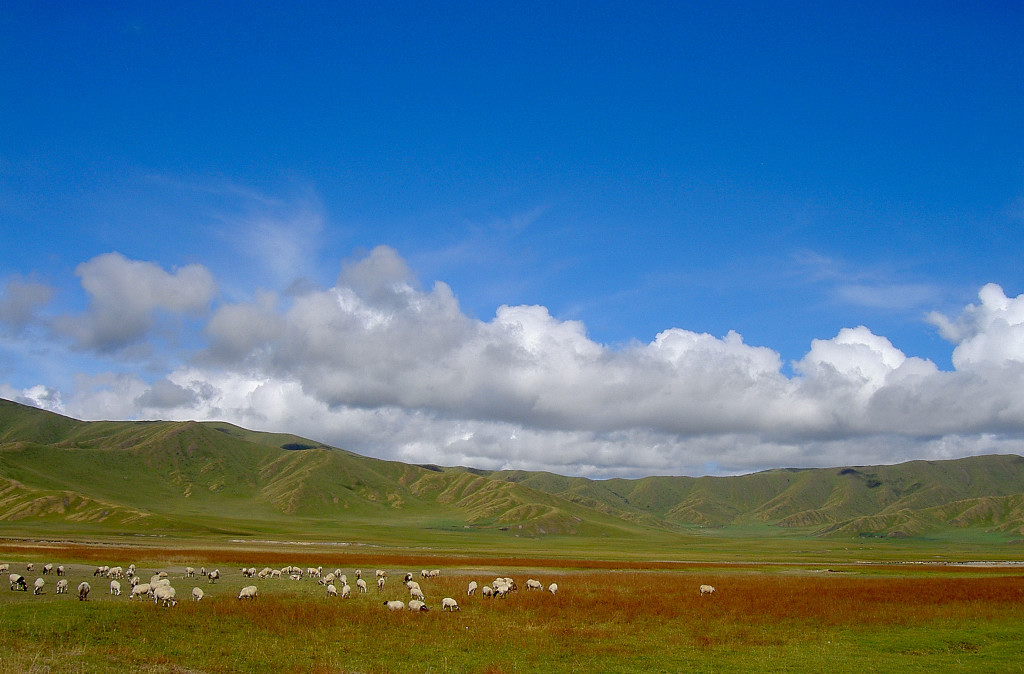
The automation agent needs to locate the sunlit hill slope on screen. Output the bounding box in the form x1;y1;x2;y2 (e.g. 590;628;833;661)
2;398;1024;541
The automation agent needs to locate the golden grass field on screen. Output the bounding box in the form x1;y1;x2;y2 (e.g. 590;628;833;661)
2;542;1023;673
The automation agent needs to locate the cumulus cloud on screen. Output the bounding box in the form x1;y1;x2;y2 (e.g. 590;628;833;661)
0;277;54;334
54;252;216;352
9;248;1024;477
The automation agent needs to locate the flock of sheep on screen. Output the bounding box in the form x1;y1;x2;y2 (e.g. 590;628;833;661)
3;560;590;614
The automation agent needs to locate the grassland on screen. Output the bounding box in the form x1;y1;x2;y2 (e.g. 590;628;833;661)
2;540;1024;673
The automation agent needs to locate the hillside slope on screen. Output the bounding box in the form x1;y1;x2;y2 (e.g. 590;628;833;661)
2;398;1024;540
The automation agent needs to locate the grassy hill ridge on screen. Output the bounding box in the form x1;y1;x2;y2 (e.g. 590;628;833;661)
2;398;1024;542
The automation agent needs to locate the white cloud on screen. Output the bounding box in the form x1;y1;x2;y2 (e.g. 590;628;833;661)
54;252;216;352
8;248;1024;478
0;277;54;334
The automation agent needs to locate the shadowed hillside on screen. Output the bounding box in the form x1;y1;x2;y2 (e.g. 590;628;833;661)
2;398;1024;541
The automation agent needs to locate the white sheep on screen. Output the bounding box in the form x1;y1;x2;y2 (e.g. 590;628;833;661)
0;564;7;573
126;564;136;577
9;574;27;591
56;578;68;594
154;585;177;607
356;578;368;593
208;569;220;584
93;566;108;576
42;563;53;575
375;569;387;579
408;599;429;611
109;580;121;596
481;585;493;598
77;581;91;600
33;578;45;595
493;583;510;598
192;587;204;601
185;567;196;578
377;576;386;591
406;580;421;592
548;583;558;595
467;581;478;596
441;597;460;612
238;585;258;600
107;566;123;579
130;576;140;587
421;569;429;578
699;584;715;597
341;583;351;599
326;584;338;597
429;569;440;578
130;583;152;600
384;600;405;611
26;563;34;572
56;565;65;576
525;579;542;591
409;587;425;601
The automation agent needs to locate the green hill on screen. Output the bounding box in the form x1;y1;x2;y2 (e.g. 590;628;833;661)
2;398;1024;543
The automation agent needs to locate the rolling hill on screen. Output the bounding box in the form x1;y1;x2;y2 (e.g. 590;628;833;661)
2;398;1024;543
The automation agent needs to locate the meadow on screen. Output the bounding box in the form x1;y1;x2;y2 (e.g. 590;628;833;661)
2;541;1023;673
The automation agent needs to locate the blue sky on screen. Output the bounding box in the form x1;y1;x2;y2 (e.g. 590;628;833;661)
2;3;1023;477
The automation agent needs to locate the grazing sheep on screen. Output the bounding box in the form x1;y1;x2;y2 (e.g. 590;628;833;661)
404;572;413;582
375;569;387;579
0;564;7;573
270;570;281;578
384;600;405;611
409;587;425;601
42;564;53;575
26;563;34;572
408;599;429;611
56;565;65;576
467;581;478;596
109;580;121;596
525;579;542;591
56;579;68;594
94;566;108;576
441;597;460;612
355;570;361;580
548;583;558;595
421;569;430;579
699;584;715;597
10;574;27;591
130;576;140;587
493;583;510;598
377;577;386;591
185;567;196;578
154;585;177;607
33;578;45;595
153;579;171;590
77;582;91;601
341;584;351;599
406;580;421;592
326;584;338;597
126;564;136;577
429;569;440;578
158;571;169;579
356;578;368;593
481;585;493;598
238;585;258;600
192;587;204;601
107;566;123;579
208;569;220;584
149;575;162;587
200;567;206;576
320;572;335;586
130;583;152;600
